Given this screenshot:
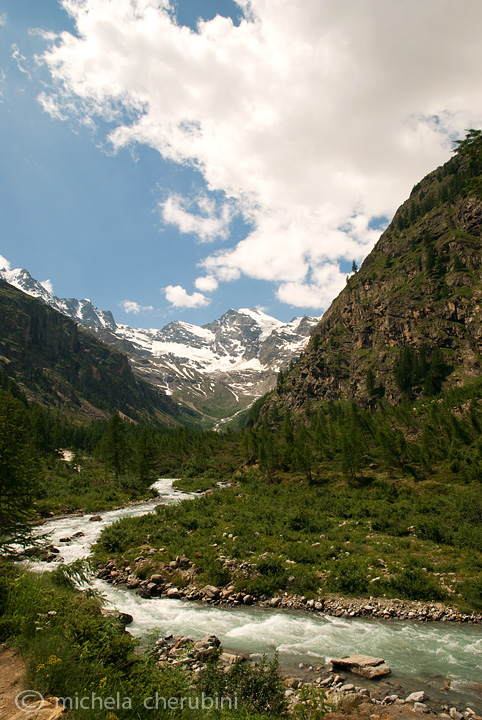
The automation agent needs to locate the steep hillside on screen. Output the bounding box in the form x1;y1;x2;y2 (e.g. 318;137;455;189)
0;280;190;424
267;134;482;414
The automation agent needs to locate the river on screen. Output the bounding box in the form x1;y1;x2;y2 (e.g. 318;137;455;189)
32;479;482;712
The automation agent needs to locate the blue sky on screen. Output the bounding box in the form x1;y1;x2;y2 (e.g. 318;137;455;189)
1;1;482;329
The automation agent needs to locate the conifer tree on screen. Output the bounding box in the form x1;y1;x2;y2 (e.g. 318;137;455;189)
0;392;38;552
293;424;314;483
340;405;365;481
133;426;157;483
96;412;129;480
281;410;294;470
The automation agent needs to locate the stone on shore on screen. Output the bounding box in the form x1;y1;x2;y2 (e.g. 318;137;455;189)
166;587;181;598
406;691;426;703
219;652;238;665
331;654;391;679
449;709;464;720
150;574;164;585
118;612;134;625
413;702;430;713
201;585;219;599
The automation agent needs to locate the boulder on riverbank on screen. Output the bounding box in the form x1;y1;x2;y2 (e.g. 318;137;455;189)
331;654;391;679
101;609;134;626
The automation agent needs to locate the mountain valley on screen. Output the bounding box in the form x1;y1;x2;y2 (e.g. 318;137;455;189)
0;279;189;424
0;263;318;427
2;133;482;720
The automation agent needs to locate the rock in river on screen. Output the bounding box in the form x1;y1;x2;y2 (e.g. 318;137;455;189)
330;654;391;679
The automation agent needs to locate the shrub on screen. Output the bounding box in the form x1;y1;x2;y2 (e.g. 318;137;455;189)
257;555;287;579
243;555;289;596
387;567;445;601
291;684;337;720
288;566;319;595
99;520;138;553
196;654;287;716
200;552;231;587
417;517;453;545
327;559;368;595
245;575;285;597
461;576;482;610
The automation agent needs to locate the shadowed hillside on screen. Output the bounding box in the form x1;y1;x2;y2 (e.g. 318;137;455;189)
0;279;192;424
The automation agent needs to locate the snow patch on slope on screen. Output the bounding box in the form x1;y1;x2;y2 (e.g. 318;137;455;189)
237;308;284;340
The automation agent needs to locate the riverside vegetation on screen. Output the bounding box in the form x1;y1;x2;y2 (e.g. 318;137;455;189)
1;131;482;716
1;372;481;718
0;562;290;719
2;363;482;608
94;375;482;611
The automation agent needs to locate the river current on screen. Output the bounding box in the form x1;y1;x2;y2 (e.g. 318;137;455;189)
31;479;482;712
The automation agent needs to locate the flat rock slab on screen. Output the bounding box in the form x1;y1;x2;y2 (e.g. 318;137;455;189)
10;704;64;720
331;654;391;678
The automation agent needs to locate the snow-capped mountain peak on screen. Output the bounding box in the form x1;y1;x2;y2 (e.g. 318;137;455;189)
1;267;54;305
0;265;116;331
227;308;284;342
0;258;319;426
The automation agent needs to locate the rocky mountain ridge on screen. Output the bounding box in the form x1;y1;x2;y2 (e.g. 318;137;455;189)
0;279;189;424
265;137;482;416
0;266;116;331
0;264;318;426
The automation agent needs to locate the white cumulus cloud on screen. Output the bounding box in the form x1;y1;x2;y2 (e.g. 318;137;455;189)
39;0;482;311
276;264;348;309
40;279;53;294
164;285;210;309
0;254;11;271
194;275;218;292
120;299;154;314
160;193;233;243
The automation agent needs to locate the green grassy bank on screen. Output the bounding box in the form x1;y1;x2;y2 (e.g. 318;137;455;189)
0;562;292;719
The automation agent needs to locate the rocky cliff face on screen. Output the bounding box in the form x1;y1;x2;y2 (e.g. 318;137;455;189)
267;141;482;415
